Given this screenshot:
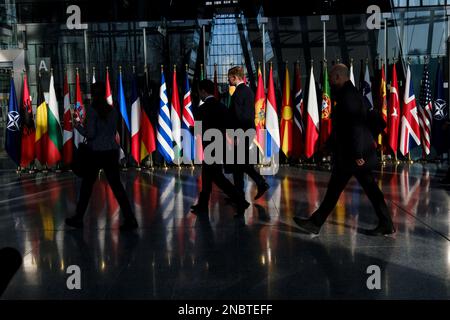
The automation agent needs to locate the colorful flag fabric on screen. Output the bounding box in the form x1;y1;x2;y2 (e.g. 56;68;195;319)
5;76;21;166
182;69;195;161
118;69;131;156
157;68;175;163
140;70;156;162
106;68;126;160
131;71;141;163
378;64;388;147
320;62;332;145
265;64;280;158
20;74;36;168
47;73;63;166
431;62;448;156
361;62;374;109
418;63;433;156
254;65;266;152
280;65;293;157
305;65;320;159
400;65;421;156
73;70;85;148
349;61;355;87
292;62;304;159
171;67;182;162
388;63;400;157
35;75;48;165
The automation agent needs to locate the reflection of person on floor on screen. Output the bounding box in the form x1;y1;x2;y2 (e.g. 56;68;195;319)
0;247;22;297
227;66;269;203
293;64;395;236
66;82;138;231
191;80;250;217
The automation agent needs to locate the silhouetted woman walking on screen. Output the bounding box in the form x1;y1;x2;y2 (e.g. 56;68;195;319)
66;82;138;231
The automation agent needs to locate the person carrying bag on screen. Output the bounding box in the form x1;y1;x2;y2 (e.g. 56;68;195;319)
66;82;138;231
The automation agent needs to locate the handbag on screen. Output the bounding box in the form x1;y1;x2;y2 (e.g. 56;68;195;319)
71;140;93;177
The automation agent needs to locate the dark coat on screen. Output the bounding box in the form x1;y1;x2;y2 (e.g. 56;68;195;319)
329;80;377;172
228;83;255;131
194;96;229;150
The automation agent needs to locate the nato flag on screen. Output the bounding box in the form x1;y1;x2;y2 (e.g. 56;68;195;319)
5;77;21;166
431;62;448;156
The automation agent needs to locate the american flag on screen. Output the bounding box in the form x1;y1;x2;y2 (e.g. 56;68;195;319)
418;63;433;156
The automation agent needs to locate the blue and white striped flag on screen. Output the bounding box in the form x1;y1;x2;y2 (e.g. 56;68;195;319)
157;69;175;163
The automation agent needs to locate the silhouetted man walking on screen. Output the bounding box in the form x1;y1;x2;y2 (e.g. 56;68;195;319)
191;79;250;217
293;64;395;236
227;66;269;206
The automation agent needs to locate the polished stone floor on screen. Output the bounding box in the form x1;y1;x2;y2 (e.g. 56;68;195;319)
1;155;450;299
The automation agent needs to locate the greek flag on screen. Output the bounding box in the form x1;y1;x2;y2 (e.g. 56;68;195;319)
157;70;175;163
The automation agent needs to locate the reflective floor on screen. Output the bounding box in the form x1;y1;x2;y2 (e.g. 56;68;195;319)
1;155;450;299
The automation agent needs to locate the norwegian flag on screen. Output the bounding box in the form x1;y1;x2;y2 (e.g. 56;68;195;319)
418;63;433;156
400;65;421;156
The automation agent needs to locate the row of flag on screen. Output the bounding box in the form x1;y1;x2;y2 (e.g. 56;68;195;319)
5;58;448;169
5;67;158;168
250;59;447;160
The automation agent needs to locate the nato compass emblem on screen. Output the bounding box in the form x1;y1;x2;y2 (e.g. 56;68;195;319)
433;99;447;121
7;111;20;132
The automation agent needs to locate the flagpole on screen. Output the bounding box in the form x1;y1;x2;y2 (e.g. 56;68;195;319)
310;58;316;167
83;28;89;94
379;58;385;165
186;63;195;171
262;23;266;85
143;27;148;68
202;24;206;79
174;64;181;171
10;70;20;173
321;15;329;61
132;65;141;172
407;56;413;165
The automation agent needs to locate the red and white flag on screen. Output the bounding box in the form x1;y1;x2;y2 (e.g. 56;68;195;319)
63;71;73;165
304;65;319;159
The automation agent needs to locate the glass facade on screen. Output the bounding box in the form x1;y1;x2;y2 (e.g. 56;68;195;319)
0;0;448;124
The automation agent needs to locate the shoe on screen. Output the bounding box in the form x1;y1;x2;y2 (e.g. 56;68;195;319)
65;216;84;229
254;182;270;200
120;218;138;231
234;200;250;218
364;224;396;236
293;217;320;235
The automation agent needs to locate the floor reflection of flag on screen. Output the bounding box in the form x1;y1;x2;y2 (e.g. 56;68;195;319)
306;172;319;217
175;177;186;258
388;165;400;223
270;177;281;221
181;174;198;245
132;172;143;226
400;165;421;232
335;197;346;235
282;176;292;219
417;166;431;219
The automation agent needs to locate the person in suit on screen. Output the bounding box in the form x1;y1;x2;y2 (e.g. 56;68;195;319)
227;66;269;205
293;64;395;236
66;82;138;231
191;79;250;217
